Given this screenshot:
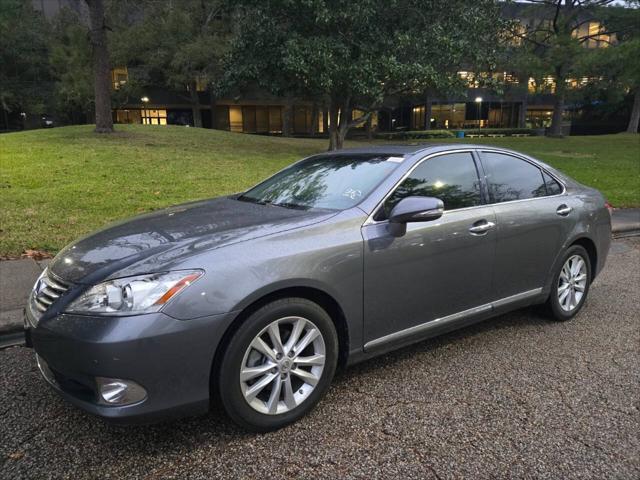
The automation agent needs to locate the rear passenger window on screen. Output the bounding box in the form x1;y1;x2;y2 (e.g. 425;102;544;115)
482;152;547;203
378;152;481;219
543;172;563;195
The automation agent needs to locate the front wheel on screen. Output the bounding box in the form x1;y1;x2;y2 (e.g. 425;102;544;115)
546;245;592;321
217;298;338;431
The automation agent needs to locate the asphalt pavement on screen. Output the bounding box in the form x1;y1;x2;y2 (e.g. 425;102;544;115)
0;237;638;479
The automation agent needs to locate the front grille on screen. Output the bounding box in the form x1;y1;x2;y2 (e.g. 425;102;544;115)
30;269;71;322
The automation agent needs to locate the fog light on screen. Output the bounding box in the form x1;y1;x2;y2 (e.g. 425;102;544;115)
96;377;147;405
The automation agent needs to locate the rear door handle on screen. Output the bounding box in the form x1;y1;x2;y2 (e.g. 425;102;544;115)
556;204;573;216
469;220;495;235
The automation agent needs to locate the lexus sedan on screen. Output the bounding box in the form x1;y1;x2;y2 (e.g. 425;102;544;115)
25;144;611;431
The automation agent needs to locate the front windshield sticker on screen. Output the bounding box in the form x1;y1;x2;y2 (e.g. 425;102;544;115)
342;188;363;200
386;156;405;163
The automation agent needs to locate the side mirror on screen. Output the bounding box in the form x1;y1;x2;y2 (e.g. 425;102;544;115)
387;196;444;236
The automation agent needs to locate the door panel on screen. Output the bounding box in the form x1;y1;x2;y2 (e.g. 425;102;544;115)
362;207;496;344
478;151;577;298
491;197;576;298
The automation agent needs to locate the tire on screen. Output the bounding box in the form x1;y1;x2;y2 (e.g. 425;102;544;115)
546;245;592;321
217;297;338;432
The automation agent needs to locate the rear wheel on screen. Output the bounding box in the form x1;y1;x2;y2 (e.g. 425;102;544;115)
218;298;338;431
546;245;591;321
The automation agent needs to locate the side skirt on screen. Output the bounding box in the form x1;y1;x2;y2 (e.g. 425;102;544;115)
358;288;543;358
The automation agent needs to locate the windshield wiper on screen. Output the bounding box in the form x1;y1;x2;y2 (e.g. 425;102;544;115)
237;195;270;205
271;202;308;210
238;195;307;210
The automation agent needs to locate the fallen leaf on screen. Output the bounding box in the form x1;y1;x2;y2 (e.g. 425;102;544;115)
21;249;53;260
8;451;24;460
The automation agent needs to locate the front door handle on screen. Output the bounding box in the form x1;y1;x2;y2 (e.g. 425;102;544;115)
556;204;573;216
469;220;495;235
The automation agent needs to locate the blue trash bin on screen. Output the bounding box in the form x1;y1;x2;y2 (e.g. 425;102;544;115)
456;130;465;138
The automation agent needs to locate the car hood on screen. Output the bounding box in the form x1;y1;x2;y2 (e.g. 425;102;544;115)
48;196;336;284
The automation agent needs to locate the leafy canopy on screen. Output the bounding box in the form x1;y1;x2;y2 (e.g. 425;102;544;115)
221;0;505;108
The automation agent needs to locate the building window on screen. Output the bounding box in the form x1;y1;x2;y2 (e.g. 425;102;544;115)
111;67;128;90
142;109;167;125
255;107;269;133
347;110;374;130
229;106;243;132
412;106;425;130
242;106;257;133
195;77;208;92
526;107;554;129
268;106;282;133
115;109;141;124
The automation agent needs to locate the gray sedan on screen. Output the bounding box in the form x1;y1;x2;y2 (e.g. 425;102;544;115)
25;144;611;431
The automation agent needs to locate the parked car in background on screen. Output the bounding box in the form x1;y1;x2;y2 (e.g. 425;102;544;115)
25;144;611;431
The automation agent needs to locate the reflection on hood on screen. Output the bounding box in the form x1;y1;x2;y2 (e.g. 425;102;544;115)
48;196;335;283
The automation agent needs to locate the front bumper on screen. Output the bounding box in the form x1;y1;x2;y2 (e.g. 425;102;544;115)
27;308;238;424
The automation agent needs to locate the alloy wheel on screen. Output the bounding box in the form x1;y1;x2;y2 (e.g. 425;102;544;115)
239;316;326;415
557;254;588;312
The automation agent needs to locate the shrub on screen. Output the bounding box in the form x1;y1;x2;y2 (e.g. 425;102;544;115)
374;129;455;140
461;128;534;136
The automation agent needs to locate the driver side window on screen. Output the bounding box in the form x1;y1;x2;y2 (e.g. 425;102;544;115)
375;152;482;220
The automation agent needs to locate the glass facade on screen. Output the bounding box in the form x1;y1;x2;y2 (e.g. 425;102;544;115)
411;104;466;130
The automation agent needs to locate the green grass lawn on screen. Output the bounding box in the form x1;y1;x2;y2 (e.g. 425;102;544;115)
1;124;638;257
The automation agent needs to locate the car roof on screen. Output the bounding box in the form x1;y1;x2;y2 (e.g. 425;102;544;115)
322;143;500;157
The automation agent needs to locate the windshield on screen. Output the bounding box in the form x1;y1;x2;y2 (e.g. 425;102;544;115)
238;154;404;210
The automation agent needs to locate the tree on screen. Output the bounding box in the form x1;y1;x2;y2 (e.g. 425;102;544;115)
112;0;229;128
86;0;114;133
221;0;505;150
510;0;621;136
499;25;546;128
0;0;51;129
49;8;95;125
595;1;640;133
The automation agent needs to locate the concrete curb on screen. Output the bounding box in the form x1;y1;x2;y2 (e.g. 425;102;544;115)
611;208;640;238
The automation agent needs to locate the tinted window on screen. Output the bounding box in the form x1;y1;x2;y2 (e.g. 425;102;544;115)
240;154;402;210
543;172;563;195
378;152;481;219
482;152;547;203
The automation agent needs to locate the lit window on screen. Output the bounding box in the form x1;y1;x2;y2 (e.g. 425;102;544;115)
195;77;208;92
111;67;128;90
141;109;167;125
229;106;243;132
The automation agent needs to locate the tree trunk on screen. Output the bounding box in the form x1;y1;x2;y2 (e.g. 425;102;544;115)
322;107;329;134
328;100;340;151
86;0;113;133
309;104;319;136
189;81;202;128
423;96;432;130
549;88;565;137
627;88;640;133
549;68;566;137
365;114;373;140
337;105;352;149
518;97;527;128
282;96;293;136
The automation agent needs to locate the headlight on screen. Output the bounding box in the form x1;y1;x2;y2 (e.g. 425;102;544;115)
65;270;203;315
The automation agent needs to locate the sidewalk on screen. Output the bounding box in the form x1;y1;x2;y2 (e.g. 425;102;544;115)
0;258;49;334
1;209;639;336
